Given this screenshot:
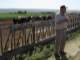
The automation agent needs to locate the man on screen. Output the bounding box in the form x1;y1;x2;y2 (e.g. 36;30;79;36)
54;5;68;58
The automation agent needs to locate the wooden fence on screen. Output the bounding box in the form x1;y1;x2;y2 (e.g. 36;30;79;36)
0;13;80;60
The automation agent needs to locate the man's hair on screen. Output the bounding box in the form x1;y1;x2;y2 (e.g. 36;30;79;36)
60;5;66;9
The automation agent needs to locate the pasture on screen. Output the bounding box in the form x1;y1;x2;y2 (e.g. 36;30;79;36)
0;12;49;19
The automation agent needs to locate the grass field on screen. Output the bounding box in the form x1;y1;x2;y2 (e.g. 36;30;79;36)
0;12;49;19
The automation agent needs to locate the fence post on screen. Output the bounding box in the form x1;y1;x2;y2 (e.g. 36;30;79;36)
32;24;35;44
0;28;3;55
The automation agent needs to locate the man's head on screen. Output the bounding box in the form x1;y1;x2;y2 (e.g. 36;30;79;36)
60;5;66;14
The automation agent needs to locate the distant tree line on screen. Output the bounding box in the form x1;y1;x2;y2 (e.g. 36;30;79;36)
9;11;27;14
17;11;27;14
41;12;55;16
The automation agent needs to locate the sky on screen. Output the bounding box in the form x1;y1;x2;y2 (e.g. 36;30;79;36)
0;0;80;10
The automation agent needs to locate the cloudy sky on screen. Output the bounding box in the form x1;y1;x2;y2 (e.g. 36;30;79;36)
0;0;80;10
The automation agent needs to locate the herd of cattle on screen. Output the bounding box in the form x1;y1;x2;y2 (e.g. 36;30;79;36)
13;15;54;24
12;12;80;25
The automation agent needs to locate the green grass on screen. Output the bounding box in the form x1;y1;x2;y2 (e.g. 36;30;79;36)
67;28;80;40
0;12;48;19
24;44;54;60
11;43;54;60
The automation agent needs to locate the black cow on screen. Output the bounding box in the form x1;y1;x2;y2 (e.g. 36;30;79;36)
13;18;19;24
42;16;46;20
46;15;53;20
13;16;31;24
